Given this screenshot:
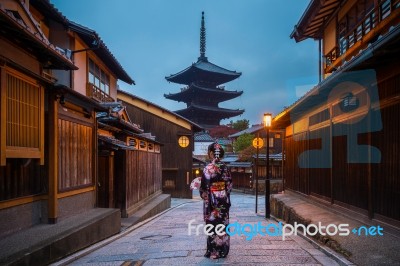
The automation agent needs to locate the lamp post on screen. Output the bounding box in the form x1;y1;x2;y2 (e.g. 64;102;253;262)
264;113;272;219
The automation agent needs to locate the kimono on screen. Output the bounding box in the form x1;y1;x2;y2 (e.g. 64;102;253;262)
199;158;233;259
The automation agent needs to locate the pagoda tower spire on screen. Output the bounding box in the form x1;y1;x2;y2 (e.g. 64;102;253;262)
165;12;244;128
199;11;207;61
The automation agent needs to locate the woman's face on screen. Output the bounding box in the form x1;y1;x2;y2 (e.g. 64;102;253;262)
208;150;214;159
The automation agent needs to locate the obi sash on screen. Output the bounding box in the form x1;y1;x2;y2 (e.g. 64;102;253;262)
210;181;225;191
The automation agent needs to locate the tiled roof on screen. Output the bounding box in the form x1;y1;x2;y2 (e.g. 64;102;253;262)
0;5;76;70
175;103;244;116
228;124;263;138
68;21;135;85
118;89;203;131
98;134;134;150
30;0;68;25
165;59;241;85
290;0;341;42
228;162;252;168
195;60;241;76
97;102;143;133
164;83;243;102
194;132;214;142
27;0;134;83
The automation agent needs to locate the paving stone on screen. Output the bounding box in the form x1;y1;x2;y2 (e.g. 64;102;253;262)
244;249;311;256
143;256;205;265
219;254;318;264
145;250;189;259
55;192;344;266
87;254;143;263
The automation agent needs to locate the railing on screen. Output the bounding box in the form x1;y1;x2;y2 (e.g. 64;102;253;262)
325;46;340;67
42;71;57;83
87;83;114;102
325;0;400;69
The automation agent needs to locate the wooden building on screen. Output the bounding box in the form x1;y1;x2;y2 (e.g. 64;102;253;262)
0;0;102;237
227;125;284;192
228;162;253;189
274;0;400;226
193;131;215;161
0;0;165;241
164;12;244;128
96;101;163;217
64;21;164;218
118;90;202;198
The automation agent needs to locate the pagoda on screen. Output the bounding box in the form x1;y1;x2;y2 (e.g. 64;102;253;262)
165;12;244;128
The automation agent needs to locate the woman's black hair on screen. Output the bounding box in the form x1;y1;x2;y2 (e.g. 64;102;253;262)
208;142;225;159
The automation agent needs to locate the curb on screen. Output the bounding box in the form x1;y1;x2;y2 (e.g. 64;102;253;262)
51;200;198;266
269;215;355;266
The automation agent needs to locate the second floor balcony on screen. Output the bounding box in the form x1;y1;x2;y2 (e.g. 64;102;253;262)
87;83;114;103
325;0;400;73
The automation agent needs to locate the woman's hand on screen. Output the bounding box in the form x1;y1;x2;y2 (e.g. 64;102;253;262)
201;192;208;201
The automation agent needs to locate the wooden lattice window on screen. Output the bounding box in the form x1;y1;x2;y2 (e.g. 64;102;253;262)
154;144;160;153
126;137;138;149
148;143;154;152
139;140;147;151
1;68;44;166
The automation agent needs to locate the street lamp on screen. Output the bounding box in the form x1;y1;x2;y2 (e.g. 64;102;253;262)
264;113;272;219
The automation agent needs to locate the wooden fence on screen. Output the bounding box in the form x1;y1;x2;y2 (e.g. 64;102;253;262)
116;150;162;216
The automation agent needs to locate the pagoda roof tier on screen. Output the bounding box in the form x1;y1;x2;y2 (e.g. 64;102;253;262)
164;83;243;103
175;104;244;120
165;58;241;86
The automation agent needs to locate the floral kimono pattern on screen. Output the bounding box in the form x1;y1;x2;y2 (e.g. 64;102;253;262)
199;158;233;259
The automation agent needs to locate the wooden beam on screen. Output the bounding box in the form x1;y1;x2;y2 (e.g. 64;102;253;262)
0;67;6;166
0;194;47;210
108;153;114;207
329;109;334;205
48;93;58;223
57;186;95;199
367;117;373;219
40;85;45;165
93;114;98;207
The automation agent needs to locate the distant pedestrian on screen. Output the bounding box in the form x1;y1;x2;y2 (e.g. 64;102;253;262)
199;142;233;259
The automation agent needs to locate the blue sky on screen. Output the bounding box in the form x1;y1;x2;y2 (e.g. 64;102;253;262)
52;0;319;125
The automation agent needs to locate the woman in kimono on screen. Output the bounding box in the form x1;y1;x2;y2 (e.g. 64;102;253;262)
199;142;233;259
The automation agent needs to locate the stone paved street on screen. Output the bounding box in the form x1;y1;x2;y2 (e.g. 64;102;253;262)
54;192;340;265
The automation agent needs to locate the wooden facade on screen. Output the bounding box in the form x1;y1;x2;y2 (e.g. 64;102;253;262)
0;0;98;236
229;162;253;189
58;116;94;191
64;21;163;215
118;90;202;198
0;0;163;239
277;0;400;225
96;102;163;216
115;150;162;217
